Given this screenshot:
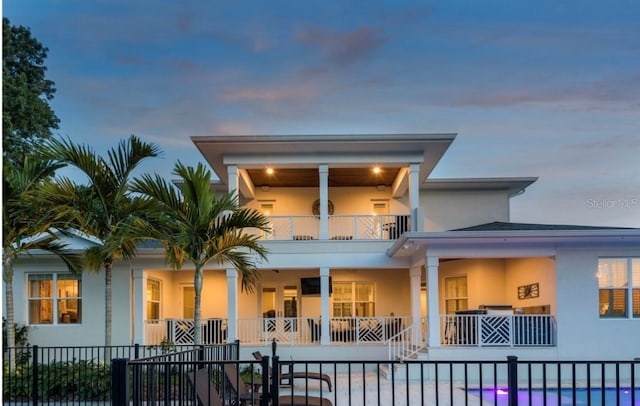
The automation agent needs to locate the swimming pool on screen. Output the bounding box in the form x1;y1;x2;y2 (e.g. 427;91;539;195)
468;387;639;405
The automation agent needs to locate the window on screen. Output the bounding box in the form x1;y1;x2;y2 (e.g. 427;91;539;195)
598;258;640;318
28;274;82;324
444;276;468;314
147;279;161;320
332;282;375;317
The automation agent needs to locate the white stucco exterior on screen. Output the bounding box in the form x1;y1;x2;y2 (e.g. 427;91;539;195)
4;134;639;361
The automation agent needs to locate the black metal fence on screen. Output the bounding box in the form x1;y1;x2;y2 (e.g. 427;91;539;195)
2;342;239;405
113;355;639;406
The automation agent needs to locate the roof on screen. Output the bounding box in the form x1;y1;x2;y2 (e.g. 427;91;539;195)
422;178;537;197
191;133;456;188
451;221;634;231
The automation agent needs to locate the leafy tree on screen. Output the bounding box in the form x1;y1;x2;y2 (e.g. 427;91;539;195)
132;162;270;344
3;157;83;367
39;135;161;347
3;18;60;167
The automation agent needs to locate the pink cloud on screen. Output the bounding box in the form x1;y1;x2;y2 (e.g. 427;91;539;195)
296;25;388;66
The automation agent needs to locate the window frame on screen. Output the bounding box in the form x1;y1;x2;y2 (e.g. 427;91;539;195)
146;278;161;320
598;257;639;319
444;275;468;314
27;273;82;325
332;281;376;317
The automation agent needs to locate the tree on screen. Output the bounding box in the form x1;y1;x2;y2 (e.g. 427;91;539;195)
3;157;83;367
39;135;161;347
3;18;60;167
132;162;270;344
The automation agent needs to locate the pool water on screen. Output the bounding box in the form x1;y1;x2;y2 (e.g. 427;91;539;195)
468;387;640;405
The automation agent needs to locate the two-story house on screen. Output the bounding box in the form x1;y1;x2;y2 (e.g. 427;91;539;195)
10;134;640;361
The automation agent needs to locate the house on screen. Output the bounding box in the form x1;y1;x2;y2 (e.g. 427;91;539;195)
8;133;639;361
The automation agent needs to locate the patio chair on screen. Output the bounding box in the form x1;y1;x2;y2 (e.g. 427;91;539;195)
187;368;224;406
252;351;333;391
224;363;333;406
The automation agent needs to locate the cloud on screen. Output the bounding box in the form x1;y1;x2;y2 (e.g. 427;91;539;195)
296;25;388;67
221;85;317;102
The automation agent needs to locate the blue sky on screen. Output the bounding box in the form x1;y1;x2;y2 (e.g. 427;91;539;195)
5;1;640;227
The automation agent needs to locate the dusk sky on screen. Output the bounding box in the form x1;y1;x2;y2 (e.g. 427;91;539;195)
4;1;639;227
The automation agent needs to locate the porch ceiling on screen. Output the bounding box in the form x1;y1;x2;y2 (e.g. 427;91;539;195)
246;167;401;187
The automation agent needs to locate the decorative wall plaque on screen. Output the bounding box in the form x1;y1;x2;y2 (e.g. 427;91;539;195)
518;283;539;300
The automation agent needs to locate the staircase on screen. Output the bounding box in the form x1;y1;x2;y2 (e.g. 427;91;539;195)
381;323;429;380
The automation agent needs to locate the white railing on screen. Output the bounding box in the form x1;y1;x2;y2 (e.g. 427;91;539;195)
247;214;410;241
237;316;411;345
440;314;556;347
144;318;227;345
387;319;427;361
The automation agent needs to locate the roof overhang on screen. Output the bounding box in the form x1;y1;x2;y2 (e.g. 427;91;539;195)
422;177;538;197
388;229;640;258
191;134;457;188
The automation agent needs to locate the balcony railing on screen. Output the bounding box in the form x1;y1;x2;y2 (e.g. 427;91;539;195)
440;314;557;347
146;317;410;346
246;214;410;241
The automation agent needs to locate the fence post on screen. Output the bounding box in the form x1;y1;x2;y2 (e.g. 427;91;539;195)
31;345;38;406
111;358;130;406
507;356;518;406
134;343;139;359
261;355;270;406
199;345;205;361
271;356;280;406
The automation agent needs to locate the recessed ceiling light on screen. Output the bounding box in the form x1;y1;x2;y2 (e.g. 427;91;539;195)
266;167;274;175
372;166;381;174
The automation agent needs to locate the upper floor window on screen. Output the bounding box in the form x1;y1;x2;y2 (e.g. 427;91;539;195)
445;276;468;314
598;258;640;318
147;279;161;320
28;273;82;325
333;282;375;317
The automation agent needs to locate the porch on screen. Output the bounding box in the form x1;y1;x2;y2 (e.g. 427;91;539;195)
144;314;556;348
248;214;410;241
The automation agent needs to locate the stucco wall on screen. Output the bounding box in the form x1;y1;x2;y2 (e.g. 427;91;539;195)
420;190;511;231
438;259;507;311
504;257;556;313
555;247;640;359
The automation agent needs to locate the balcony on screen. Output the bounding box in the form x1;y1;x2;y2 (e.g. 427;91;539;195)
247;214;410;241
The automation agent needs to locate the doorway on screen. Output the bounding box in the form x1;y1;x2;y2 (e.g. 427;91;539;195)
262;284;299;338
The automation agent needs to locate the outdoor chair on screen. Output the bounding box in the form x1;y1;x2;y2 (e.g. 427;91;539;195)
187;368;224;406
252;351;333;391
224;363;333;406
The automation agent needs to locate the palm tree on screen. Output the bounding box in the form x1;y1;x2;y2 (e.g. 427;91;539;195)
132;162;270;345
39;135;161;347
3;157;83;368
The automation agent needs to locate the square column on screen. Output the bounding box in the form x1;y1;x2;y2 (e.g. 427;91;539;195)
409;265;423;344
318;164;329;240
226;268;238;342
228;165;239;202
408;163;421;232
320;267;331;345
426;256;441;348
132;269;146;345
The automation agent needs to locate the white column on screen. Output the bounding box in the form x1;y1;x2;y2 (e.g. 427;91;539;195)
226;268;238;342
228;165;239;202
132;268;146;345
319;164;329;240
409;265;422;344
426;256;441;348
320;267;331;345
408;163;421;232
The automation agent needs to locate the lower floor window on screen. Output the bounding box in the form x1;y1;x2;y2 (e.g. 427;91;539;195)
28;273;82;324
332;282;375;317
598;258;639;318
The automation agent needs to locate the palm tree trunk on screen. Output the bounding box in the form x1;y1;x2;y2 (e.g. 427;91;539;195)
104;261;112;348
193;264;203;345
3;254;16;370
